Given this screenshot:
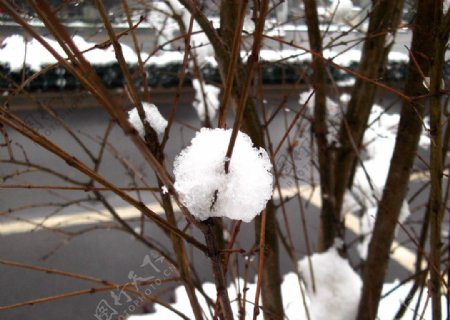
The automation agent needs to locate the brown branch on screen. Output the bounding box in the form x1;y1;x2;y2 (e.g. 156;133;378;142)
200;219;233;320
120;0;151;102
0;281;184;318
160;14;195;150
13;19;143;93
0;108;207;252
304;0;340;251
262;34;412;102
357;0;443;317
224;0;267;173
253;209;266;320
217;0;247;129
0;184;159;192
1;159;86;185
427;4;449;315
273;90;314;156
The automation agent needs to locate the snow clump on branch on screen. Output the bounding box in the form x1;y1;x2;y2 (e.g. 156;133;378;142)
173;128;273;222
128;102;168;138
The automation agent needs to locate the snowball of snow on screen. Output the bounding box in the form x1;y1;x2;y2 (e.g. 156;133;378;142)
192;79;220;122
299;247;362;320
173;128;273;222
128;102;167;137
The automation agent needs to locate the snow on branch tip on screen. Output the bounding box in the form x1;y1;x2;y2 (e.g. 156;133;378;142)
173;128;273;223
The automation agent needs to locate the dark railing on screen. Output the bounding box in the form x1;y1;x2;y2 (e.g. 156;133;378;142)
1;59;449;92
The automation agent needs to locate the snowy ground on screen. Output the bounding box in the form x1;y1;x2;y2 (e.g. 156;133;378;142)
127;248;447;320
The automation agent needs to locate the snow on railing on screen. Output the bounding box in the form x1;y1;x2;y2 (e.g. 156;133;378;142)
0;34;448;92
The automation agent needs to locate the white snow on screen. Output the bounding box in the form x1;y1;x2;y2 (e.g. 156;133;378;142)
146;51;184;66
155;0;213;66
387;51;409;62
298;89;343;142
0;34;138;71
128;273;308;320
128;102;168;137
191;79;220;122
166;0;185;16
276;1;289;24
72;35;138;65
385;32;395;48
0;33;409;77
346;104;412;259
329;0;355;25
190;33;214;66
339;92;351;103
127;265;447;320
299;247;362;320
325;49;408;66
419;116;431;148
243;14;256;33
0;35;61;71
173;128;273;222
379;280;449;319
259;49;311;63
299;89;342;120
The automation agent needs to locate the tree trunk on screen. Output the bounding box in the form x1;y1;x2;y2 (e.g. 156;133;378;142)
219;2;284;318
254;201;283;319
179;1;284;317
356;0;441;318
160;187;205;320
334;0;405;216
303;0;339;252
428;6;450;318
